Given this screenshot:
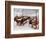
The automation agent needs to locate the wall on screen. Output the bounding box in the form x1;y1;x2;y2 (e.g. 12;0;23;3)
0;0;46;39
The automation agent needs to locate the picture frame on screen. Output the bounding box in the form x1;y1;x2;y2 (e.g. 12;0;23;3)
5;1;45;38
